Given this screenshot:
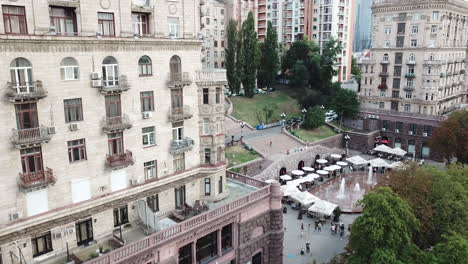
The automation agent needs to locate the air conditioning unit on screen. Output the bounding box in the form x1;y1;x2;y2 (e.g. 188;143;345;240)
423;132;428;136
142;112;152;119
409;131;413;135
47;127;56;134
49;25;56;35
69;123;79;131
91;79;102;88
9;212;22;221
395;129;400;133
129;179;138;186
382;127;386;131
90;72;101;80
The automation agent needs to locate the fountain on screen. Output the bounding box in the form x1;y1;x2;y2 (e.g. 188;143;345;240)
353;183;361;193
367;165;373;185
336;178;346;199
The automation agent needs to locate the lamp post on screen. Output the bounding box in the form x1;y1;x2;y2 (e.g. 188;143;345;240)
344;134;351;156
281;112;286;127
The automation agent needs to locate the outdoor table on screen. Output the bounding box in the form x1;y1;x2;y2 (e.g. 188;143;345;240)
302;166;314;172
330;154;342;159
336;161;348;167
292;170;305;177
316;159;328;164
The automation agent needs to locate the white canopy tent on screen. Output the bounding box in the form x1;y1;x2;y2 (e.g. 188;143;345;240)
346;155;368;166
308;200;338;216
330;154;342;159
374;144;394;154
280;184;301;196
368;158;389;168
290;192;320;207
392;147;407;156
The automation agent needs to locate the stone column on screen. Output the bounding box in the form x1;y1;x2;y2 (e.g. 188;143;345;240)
217;229;222;257
269;182;284;264
191;242;196;264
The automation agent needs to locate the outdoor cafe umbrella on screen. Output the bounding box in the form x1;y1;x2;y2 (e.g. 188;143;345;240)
373;144;394;154
280;175;292;181
290;191;320;207
392;147;407;156
308;200;338;217
292;170;305;177
303;173;320;181
346;155;368;166
316;170;329;175
316;159;328;164
280;184;301;196
368;158;389;168
302;166;315;173
330;154;342;159
336;161;348;167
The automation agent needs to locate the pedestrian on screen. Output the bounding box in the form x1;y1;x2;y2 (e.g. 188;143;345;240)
330;225;335;234
314;220;318;231
301;223;304;232
306;242;310;253
300;248;305;255
318;222;322;232
269;141;272;147
308;223;311;233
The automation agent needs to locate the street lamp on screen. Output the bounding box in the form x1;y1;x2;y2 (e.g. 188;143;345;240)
301;108;307;121
281;112;286;127
239;121;246;134
344;134;351;156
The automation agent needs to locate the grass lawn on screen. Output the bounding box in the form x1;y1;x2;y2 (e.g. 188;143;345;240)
230;89;301;126
291;125;337;142
225;145;260;168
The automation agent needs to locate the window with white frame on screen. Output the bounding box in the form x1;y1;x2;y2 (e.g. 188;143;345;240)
168;17;180;38
405;92;412;99
411;25;418;34
172;121;184;140
384;26;391;35
379;102;384;109
60;57;79;80
142;126;156;146
411;39;417;47
407;78;414;87
384;40;390;48
173;153;185;171
204;178;211;195
144;160;157;180
404;104;411;112
203;118;211;135
431;25;437;33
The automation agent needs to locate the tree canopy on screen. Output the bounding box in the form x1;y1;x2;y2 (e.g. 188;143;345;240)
239;12;259;98
225;19;241;94
303;106;325;130
430;111;468;164
331;88;360;124
257;21;279;89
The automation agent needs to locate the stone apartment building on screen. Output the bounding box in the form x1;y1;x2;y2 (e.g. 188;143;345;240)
355;0;468;160
201;0;227;69
0;1;283;264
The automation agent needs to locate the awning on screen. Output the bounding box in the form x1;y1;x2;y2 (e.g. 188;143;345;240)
381;140;389;144
392;147;407;156
368;158;389;167
290;192;320;207
280;184;301;196
374;144;394;154
308;200;338;216
346;155;368;165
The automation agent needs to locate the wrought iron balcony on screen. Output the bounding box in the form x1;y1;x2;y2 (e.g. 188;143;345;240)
170;137;194;154
379;72;389;77
102;114;132;133
6;81;47;103
405;73;416;78
168;106;193;122
167;73;192;88
378;84;388;90
106;150;134;170
94;75;130;94
404;86;414;91
11;126;51;148
18;168;56;192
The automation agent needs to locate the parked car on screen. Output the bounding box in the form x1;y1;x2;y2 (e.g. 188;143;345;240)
325;116;334;123
255;88;267;94
325;110;338;120
267;87;276;92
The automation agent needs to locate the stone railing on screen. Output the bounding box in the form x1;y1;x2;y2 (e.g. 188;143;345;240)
6;81;47;102
102;114;132;133
195;69;227;83
168;106;193;122
100;75;130;93
166;72;192;87
359;108;446;121
169;138;194;154
12;126;51;147
85;173;272;264
18;167;56;192
105;150;134;170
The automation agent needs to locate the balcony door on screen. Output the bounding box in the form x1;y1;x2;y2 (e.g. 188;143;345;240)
76;219;94;246
172;122;184;141
171;89;183;112
10;58;33;93
102;56;119;87
15;103;38;130
105;95;121;118
20;147;43;176
108;132;124;156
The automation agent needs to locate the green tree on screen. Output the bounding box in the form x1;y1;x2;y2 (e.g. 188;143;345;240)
430;111;468;164
303;106;325;129
240;12;259;98
432;233;468;264
225;19;240;94
349;187;422;264
319;38;342;93
331;88;360;125
289;60;309;87
257;21;279;89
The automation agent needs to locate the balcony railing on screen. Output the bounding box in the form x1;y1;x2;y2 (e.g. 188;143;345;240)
98;76;130;93
423;60;442;65
12;126;51;147
106;150;134;170
166;72;192;88
406;60;416;65
168;106;193;122
378;84;388;90
379;72;389;77
380;60;390;64
170;137;194;154
404;86;414;91
18;168;56;192
102;114;132;133
6;81;47;103
405;73;416;78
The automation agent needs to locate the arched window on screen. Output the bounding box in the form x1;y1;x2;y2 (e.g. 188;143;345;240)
102;56;119;87
409;54;416;62
60;57;79;80
10;58;33;93
429;53;435;61
383;54;389;61
169;55;181;81
138;56;152;76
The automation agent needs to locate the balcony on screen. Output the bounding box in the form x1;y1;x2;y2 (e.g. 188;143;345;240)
18;168;56;192
404;86;414;91
131;0;152;11
48;0;80;7
405;73;416;78
168;106;193;122
95;76;130;94
11;126;51;148
170;137;194;154
167;73;192;88
423;60;442;65
379;72;389;77
380;60;390;65
378;84;388;90
102;114;132;133
195;69;227;84
6;81;47;103
106;150;134;170
406;60;416;65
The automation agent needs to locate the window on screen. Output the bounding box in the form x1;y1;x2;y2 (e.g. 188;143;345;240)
50;7;77;35
408;140;415;154
431;25;437;33
215;88;221;104
10;58;33;93
221;41;225;47
394;138;402;148
252;252;262;264
204;148;211;164
214;51;218;58
408;124;417;134
411;39;417;47
102;56;119;87
98;12;115;37
173;153;185;172
406;78;414;88
204;178;211;195
113;205;129;227
203;88;209;104
203;118;211;135
68;139;87;162
178;243;193;264
108;132;124;156
220;30;224;37
432;11;439;20
168;17;180;38
138;56;152;76
196;231;218;263
31;232;53;257
392;78;401;89
395;53;403;64
3;5;27;34
144;160;157;180
423;125;432;136
218;175;223;194
221;224;232;252
147;194;159;212
404;104;411;112
422;143;430;157
384;40;390;48
397;23;406;34
384;26;391;35
408;66;415;74
170;55;182;80
60;57;79;80
392;90;400;98
174;185;186;209
171;88;183;111
221;51;224;58
379;102;384;109
76;219;93;246
385;15;392;22
172;121;184;140
64;98;83;122
411;25;418;34
132;12;149;36
405;92;412;99
140;91;154;112
214;40;218;47
142;126;156;146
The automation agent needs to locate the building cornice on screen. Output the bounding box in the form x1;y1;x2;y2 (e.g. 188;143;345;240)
372;0;468;14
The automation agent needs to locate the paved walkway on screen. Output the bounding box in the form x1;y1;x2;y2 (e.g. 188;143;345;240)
282;205;359;264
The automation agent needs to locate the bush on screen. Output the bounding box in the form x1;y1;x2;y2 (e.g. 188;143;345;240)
303;106;325;129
